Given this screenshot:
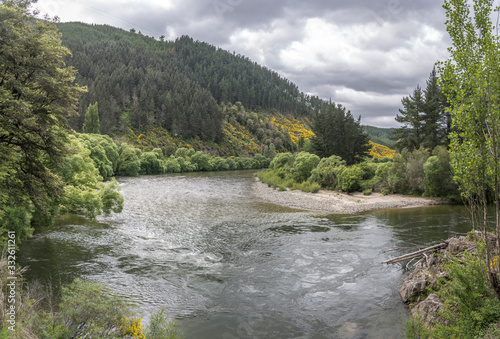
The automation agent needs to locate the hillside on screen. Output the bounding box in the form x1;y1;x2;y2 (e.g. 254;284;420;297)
57;22;392;157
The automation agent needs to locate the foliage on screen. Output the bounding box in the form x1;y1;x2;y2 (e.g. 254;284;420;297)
310;103;370;165
0;255;182;339
309;155;346;188
83;102;101;134
118;317;145;339
55;279;132;338
78;133;119;178
363;126;396;148
438;0;500;295
117;143;141;176
140;151;165;175
404;251;500;338
393;68;448;152
367;141;396;159
143;308;182;339
406;147;430;194
290;152;320;183
338;165;364;193
0;0;85;228
58;135;123;219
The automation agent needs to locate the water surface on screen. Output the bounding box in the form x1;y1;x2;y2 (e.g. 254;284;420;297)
20;170;472;338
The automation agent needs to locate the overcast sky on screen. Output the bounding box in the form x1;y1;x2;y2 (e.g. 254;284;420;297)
35;0;452;128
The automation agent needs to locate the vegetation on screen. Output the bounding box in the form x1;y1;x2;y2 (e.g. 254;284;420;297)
82;102;101;134
439;0;500;298
403;0;500;336
258;146;458;198
0;255;182;338
0;0;85;241
403;243;500;338
310;103;370;165
393;67;449;152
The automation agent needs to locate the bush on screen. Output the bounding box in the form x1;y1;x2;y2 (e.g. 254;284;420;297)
209;157;230;171
363;189;372;195
373;162;393;192
269;152;294;171
140;151;165;175
117;143;141;176
54;279;133;338
339;165;364;193
190;151;211;171
309;155;346;188
290;152;320;183
143;308;181;339
404;250;500;338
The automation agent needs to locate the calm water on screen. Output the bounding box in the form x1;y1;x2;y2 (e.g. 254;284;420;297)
20;170;472;338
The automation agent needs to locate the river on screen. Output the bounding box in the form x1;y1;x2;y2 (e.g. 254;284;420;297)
20;170;472;338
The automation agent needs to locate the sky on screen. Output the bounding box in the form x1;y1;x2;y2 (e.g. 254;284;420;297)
34;0;453;128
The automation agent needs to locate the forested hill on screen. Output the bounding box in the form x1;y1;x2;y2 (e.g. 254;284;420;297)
57;23;324;139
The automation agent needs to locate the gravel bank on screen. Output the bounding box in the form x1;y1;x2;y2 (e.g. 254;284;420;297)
251;177;443;214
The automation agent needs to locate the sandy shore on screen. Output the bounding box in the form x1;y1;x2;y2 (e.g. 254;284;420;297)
251;178;443;214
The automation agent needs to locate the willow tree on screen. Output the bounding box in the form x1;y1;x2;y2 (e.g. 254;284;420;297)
438;0;500;296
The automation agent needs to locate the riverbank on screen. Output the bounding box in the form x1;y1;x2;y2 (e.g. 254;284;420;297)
252;177;443;214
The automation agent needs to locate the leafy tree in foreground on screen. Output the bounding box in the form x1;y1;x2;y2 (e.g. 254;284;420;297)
439;0;500;297
0;0;85;241
310;103;369;165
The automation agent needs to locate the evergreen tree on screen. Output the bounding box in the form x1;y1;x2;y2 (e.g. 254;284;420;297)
310;103;370;165
393;85;425;151
83;102;100;134
421;67;447;150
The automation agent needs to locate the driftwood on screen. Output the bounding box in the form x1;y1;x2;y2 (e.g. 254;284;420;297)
382;242;448;264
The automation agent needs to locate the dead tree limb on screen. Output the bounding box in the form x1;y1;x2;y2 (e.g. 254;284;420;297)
382;242;448;264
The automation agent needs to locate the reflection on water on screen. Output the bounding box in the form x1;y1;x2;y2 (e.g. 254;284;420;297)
20;171;472;338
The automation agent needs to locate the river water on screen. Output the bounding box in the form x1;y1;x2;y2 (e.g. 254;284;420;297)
20;170;472;338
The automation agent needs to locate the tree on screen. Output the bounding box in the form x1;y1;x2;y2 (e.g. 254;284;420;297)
439;0;500;297
310;103;369;165
421;67;447;150
0;1;85;238
82;102;101;134
393;86;425;151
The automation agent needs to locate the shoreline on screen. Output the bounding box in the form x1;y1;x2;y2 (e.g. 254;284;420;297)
251;177;443;214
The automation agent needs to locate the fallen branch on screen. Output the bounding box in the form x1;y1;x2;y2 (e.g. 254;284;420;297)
382;242;448;264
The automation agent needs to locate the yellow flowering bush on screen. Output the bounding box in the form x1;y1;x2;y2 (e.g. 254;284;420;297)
118;316;146;339
367;140;396;159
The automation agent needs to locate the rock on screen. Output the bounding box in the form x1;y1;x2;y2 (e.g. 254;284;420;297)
410;293;447;327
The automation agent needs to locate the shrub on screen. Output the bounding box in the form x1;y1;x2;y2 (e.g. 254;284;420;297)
117;143;141;176
290;152;320;183
373;162;393;192
209;157;230;171
363;189;372;195
140;152;165;175
309;155;346;188
252;154;270;169
143;308;181;339
406;147;429;194
269;152;294;171
56;279;134;338
339;165;364;193
190;151;211;171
